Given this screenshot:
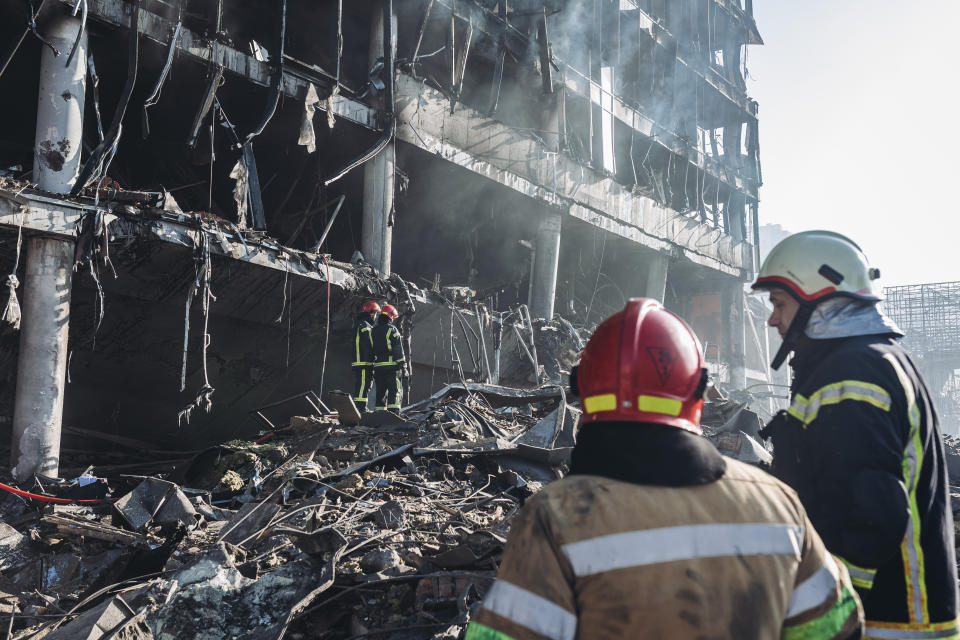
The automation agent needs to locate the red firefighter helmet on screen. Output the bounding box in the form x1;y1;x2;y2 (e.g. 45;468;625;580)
381;304;399;319
362;300;381;314
574;298;708;434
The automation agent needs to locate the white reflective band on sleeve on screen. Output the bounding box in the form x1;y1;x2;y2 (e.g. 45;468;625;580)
839;558;877;586
480;580;577;640
865;623;960;639
562;523;804;577
787;555;840;618
788;381;892;425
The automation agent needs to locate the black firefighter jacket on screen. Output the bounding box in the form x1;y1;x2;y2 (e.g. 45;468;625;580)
351;313;376;367
764;334;959;639
371;315;405;369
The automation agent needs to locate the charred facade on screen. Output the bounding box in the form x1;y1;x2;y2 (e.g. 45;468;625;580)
0;0;763;477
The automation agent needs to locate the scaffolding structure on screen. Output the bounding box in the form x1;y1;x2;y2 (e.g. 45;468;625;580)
883;282;960;434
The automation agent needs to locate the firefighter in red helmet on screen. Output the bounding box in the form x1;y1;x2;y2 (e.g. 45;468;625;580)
465;298;862;640
371;304;406;411
351;300;380;409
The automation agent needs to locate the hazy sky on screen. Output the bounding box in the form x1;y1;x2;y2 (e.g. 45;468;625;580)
747;0;959;287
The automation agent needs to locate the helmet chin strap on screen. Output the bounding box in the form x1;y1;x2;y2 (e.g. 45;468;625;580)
771;303;815;370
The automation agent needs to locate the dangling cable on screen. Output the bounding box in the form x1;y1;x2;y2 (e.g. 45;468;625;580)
179;231;216;424
324;0;394;187
245;0;286;142
318;255;331;395
72;0;141;196
0;0;50;81
1;218;23;331
64;0;87;68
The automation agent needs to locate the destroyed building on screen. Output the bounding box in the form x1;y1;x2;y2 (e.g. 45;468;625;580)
0;0;763;481
883;282;960;436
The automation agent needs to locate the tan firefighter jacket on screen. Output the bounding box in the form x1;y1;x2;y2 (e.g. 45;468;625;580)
466;458;863;640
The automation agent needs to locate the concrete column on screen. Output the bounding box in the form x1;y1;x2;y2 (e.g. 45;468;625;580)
361;1;395;276
33;15;87;192
12;239;74;481
644;253;669;303
11;14;86;481
530;211;562;320
724;282;747;391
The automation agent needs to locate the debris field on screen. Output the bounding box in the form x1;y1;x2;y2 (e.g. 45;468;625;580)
2;381;960;639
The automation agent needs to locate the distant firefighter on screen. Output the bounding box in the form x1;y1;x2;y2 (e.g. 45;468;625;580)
466;298;862;640
351;300;380;410
371;304;406;411
754;230;958;639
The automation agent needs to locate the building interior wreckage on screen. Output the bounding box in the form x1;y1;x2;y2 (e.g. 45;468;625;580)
0;1;955;638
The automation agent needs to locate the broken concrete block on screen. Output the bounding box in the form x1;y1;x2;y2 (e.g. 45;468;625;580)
517;403;581;449
711;430;773;466
359;549;403;574
114;478;199;531
148;550;325;639
283;526;347;558
40;552;82;591
327;390;362;426
44;593;154;640
400;547;426;569
0;521;28;571
176;546;248;590
373;500;406;529
217;502;282;546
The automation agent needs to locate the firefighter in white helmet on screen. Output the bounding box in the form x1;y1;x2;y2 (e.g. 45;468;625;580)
465;298;862;640
753;230;958;639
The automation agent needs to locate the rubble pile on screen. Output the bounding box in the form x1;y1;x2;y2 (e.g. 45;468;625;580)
0;385;577;640
8;377;945;639
943;436;960;553
701;397;772;467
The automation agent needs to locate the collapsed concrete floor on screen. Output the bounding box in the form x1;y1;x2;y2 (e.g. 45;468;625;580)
0;177;590;456
0;380;830;640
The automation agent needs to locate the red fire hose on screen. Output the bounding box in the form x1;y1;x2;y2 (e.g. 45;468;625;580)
0;480;117;504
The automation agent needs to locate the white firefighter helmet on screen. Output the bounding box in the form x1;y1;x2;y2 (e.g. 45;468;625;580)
751;230;882;303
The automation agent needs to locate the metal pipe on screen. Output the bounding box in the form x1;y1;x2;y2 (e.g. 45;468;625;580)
410;0;436;75
475;304;491;383
312;195;346;252
492;316;503;385
513;325;537;375
522;305;540;383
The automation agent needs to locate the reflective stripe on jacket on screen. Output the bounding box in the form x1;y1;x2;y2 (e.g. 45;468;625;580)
768;335;959;639
465;459;862;640
352;313;375;367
